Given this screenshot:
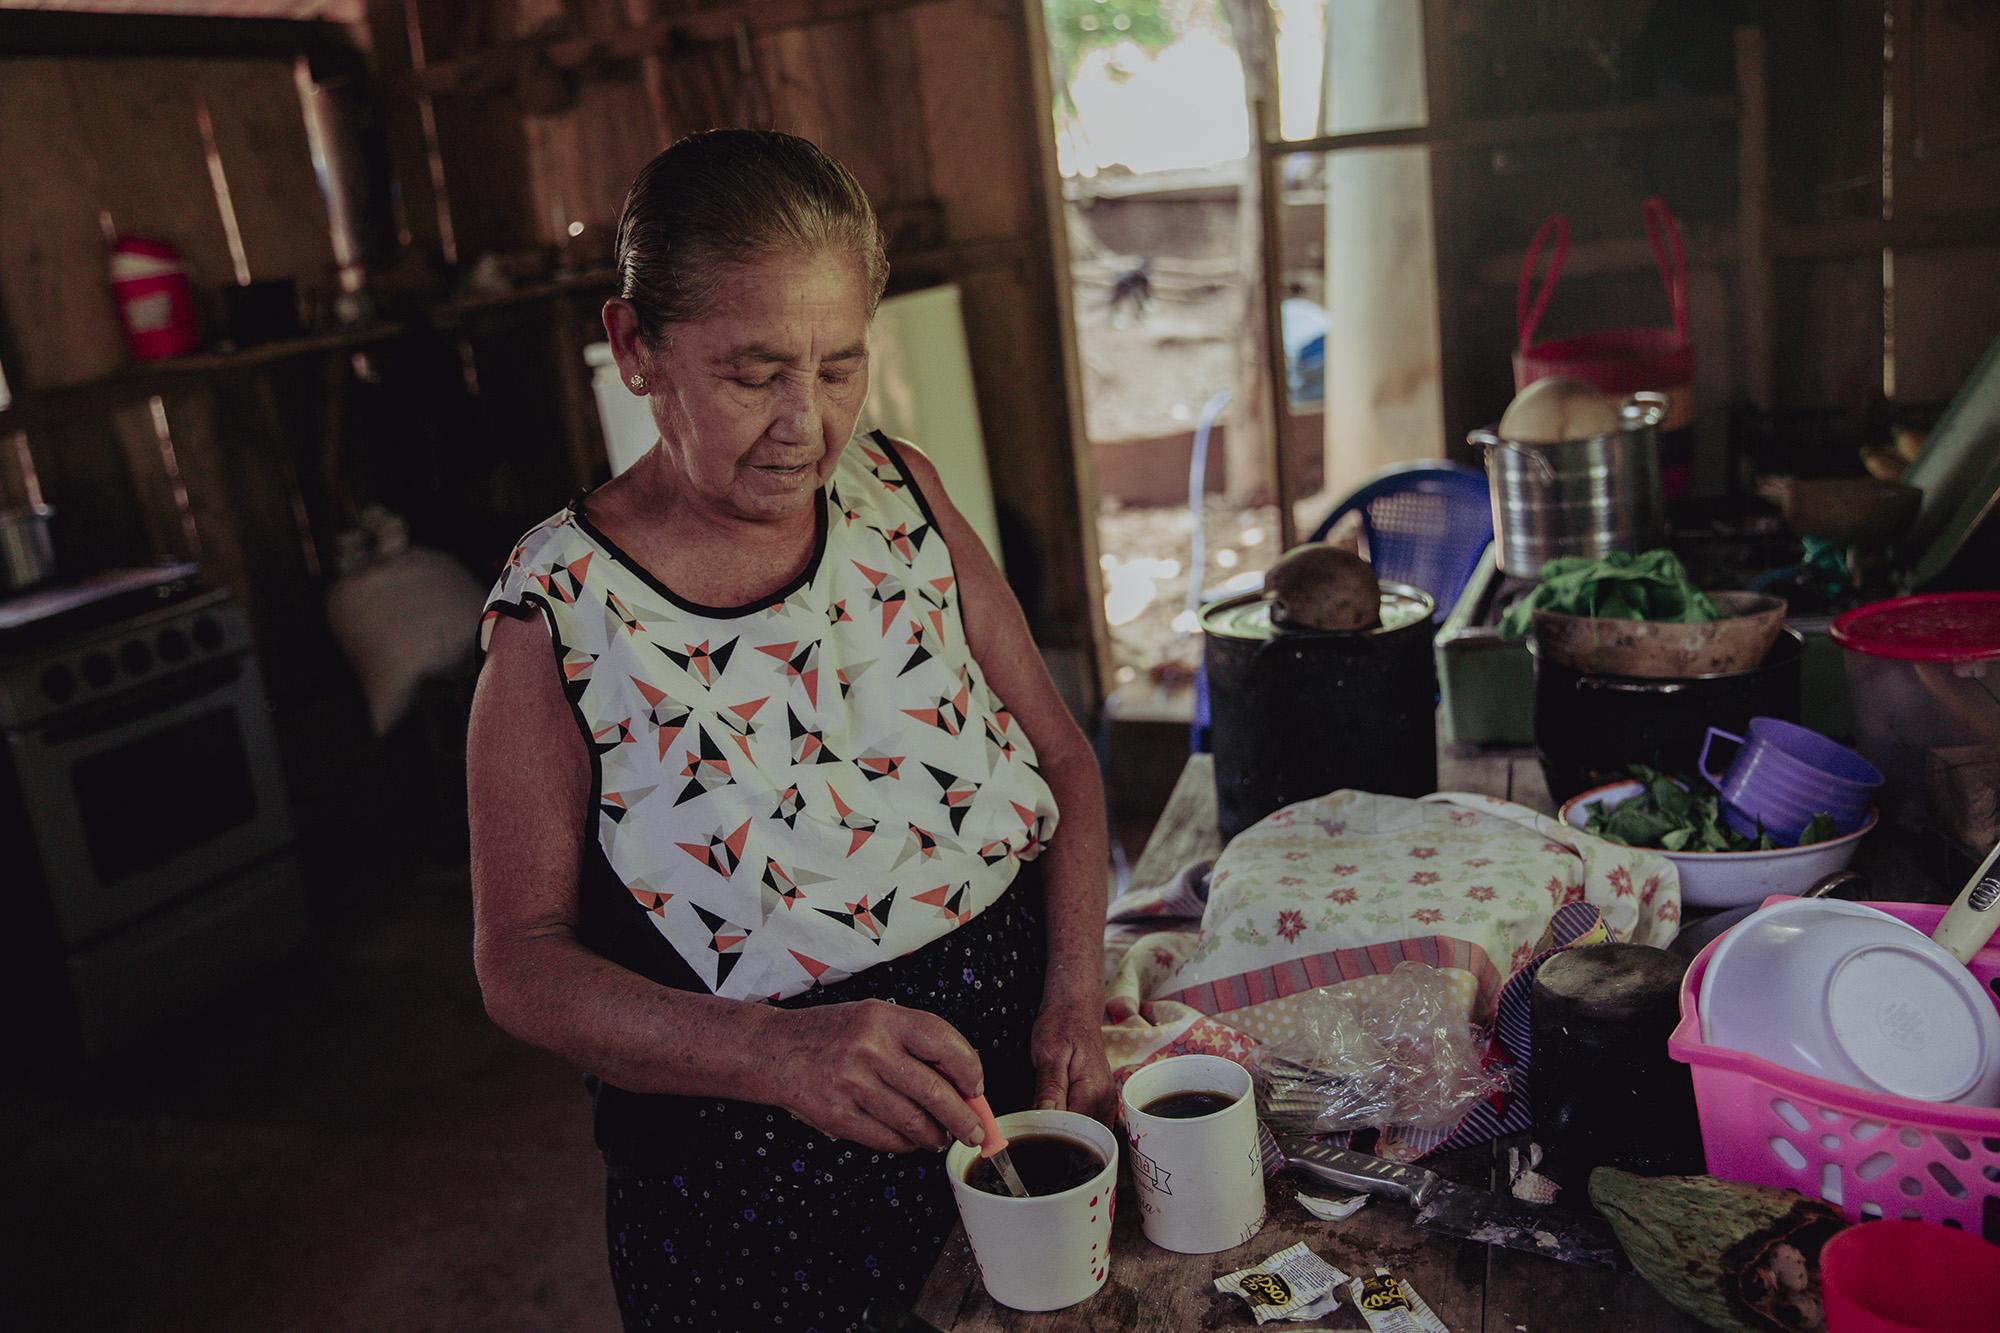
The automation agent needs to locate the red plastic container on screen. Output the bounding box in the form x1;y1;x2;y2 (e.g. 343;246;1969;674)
1832;592;2000;827
109;235;198;361
1820;1220;2000;1332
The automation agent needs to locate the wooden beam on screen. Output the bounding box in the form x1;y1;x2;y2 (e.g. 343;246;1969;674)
1464;210;2000;290
1263;93;1738;158
1014;0;1108;708
1471;224;1739;288
1773;211;2000;261
414;0;952;96
1735;26;1775;411
0;11;364;77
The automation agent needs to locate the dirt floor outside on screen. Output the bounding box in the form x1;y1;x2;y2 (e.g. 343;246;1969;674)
1065;194;1304;717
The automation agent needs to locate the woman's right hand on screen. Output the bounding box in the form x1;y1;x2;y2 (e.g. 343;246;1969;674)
764;999;988;1154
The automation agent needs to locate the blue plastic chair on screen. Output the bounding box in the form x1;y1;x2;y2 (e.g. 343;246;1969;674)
1191;459;1491;753
1306;460;1493;622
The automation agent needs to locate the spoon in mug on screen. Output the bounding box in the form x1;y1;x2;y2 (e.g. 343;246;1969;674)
965;1095;1030;1197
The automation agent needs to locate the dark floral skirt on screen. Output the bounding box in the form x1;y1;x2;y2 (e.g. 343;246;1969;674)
604;868;1045;1332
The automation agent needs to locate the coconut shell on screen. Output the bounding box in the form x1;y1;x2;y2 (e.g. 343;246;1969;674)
1265;544;1381;632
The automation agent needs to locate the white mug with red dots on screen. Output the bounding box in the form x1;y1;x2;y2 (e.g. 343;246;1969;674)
944;1108;1120;1311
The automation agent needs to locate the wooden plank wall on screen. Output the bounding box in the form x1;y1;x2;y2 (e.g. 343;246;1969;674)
366;0;1099;700
0;57;335;389
1427;0;2000;486
0;51;347;696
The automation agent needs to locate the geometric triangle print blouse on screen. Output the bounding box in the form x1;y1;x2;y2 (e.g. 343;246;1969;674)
479;431;1059;1002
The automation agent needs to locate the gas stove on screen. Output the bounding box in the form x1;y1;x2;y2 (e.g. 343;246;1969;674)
0;561;307;1063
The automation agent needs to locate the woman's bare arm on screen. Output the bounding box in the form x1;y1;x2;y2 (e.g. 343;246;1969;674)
890;443;1114;1120
469;611;986;1152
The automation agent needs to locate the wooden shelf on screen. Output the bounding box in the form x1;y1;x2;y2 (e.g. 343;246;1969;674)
1262;93;1739;159
430;268;618;324
0;235;1031;429
0;320;408;426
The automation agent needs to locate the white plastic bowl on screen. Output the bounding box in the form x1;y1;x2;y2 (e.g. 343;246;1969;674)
1697;897;2000;1107
1560;779;1875;909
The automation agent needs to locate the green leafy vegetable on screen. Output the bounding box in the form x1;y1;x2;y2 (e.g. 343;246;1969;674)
1499;549;1719;638
1584;767;1826;852
1795;812;1837;846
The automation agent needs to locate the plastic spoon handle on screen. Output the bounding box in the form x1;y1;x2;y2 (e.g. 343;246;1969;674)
965;1095;1029;1197
966;1095;1007;1156
1932;838;2000;965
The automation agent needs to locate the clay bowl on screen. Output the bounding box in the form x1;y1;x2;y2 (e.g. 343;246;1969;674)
1531;591;1788;680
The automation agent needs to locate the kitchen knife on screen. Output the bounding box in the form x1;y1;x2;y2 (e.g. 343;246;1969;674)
1279;1136;1630;1272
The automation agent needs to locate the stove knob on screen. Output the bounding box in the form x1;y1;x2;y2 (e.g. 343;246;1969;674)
157;628;190;664
192;616;223;654
40;663;77;704
120;640;154;676
82;652;115;690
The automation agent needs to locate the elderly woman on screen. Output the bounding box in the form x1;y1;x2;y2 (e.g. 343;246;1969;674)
468;130;1112;1331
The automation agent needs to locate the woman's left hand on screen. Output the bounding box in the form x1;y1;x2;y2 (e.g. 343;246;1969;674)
1030;993;1116;1124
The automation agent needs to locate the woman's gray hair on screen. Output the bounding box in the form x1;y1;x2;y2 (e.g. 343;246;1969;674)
613;129;889;343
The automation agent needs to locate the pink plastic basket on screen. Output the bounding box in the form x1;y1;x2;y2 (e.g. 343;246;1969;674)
1669;900;2000;1231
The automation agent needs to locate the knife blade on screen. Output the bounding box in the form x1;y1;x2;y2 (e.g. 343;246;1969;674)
1278;1136;1629;1272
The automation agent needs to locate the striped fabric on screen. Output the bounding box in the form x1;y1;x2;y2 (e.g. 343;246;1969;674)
1160;934;1503;1017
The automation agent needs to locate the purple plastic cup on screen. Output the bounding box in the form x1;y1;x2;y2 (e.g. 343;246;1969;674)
1699;717;1883;843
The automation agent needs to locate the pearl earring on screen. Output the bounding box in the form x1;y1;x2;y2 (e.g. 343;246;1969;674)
628;373;648;393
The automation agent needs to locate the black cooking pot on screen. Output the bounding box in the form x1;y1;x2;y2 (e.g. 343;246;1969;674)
1534;627;1804;806
1203;585;1437;841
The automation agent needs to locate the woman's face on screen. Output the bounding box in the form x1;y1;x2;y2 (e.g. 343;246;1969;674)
620;249;871;526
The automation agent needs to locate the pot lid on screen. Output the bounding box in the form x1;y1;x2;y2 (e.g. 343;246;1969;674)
1199;585;1434;641
1830;591;2000;662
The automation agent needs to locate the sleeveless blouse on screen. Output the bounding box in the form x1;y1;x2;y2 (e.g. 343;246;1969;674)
480;432;1059;1002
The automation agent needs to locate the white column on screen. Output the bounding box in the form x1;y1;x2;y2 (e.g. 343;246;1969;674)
1321;1;1445;491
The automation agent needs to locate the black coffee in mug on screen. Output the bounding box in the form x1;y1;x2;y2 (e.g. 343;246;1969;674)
1139;1090;1236;1119
963;1133;1104;1198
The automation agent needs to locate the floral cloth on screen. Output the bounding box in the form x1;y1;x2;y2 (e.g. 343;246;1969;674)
1158;790;1677;1041
1098;789;1681;1159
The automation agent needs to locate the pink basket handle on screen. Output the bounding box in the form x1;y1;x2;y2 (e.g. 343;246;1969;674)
1515;212;1570;351
1643;196;1689;343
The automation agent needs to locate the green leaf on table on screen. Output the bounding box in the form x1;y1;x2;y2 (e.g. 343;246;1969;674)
1796;812;1837;846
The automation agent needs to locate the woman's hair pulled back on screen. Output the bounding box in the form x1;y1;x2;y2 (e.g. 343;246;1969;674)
613;129;889;343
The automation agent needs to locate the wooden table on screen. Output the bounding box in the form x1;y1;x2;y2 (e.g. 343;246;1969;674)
914;752;1708;1331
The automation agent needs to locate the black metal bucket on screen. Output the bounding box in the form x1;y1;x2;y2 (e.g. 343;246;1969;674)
1201;585;1438;841
1533;628;1806;806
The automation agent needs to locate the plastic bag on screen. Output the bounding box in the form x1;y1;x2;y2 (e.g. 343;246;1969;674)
1251;962;1508;1135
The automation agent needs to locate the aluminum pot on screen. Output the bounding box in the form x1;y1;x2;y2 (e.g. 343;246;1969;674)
1473;392;1668;577
0;505;55;594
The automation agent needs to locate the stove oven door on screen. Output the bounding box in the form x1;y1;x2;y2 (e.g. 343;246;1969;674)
6;649;294;946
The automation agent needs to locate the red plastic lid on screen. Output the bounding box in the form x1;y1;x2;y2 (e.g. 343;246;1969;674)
1831;591;2000;662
